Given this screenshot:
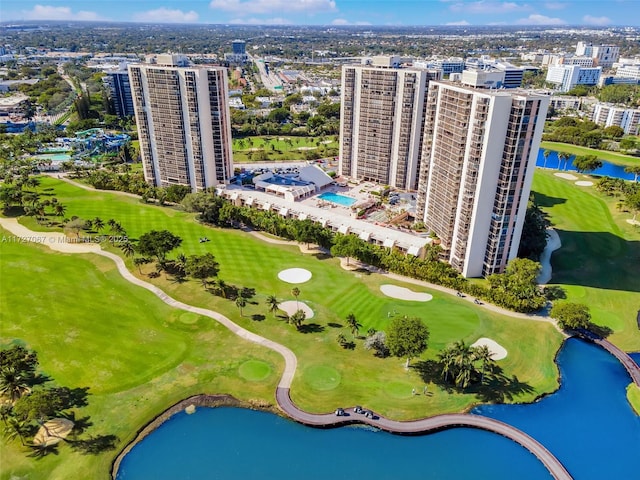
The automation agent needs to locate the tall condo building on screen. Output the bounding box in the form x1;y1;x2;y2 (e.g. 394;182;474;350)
416;81;549;278
103;69;134;117
128;55;233;191
339;56;441;190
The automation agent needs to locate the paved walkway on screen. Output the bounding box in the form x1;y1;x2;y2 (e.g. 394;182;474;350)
0;218;573;479
537;228;562;285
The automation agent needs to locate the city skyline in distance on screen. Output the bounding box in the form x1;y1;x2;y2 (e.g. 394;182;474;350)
2;1;640;27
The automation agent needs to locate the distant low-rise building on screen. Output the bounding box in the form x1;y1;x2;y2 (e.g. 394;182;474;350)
592;103;640;135
546;65;601;92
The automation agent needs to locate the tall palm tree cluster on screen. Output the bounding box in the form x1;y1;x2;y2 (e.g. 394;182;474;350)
0;173;67;223
437;341;495;389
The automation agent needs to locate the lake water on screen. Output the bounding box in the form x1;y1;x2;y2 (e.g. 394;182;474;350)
117;339;639;480
536;150;636;181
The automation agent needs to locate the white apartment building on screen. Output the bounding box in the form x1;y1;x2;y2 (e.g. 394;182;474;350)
615;64;640;81
592;103;640;135
415;81;549;277
546;65;602;92
339;58;442;190
129;55;233;191
575;42;620;68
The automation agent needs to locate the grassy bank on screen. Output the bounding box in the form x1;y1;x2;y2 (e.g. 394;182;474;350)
531;170;640;350
1;176;564;478
627;384;640;415
540;141;640;167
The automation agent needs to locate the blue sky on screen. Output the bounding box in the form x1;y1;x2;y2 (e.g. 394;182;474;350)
2;1;639;26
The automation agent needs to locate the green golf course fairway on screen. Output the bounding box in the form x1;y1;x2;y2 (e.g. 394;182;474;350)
532;170;640;351
1;175;572;479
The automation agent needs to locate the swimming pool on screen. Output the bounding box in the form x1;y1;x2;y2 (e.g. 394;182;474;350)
317;192;356;207
33;153;72;162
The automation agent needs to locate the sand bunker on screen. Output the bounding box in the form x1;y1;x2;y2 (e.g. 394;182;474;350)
627;219;640;226
575;181;594;187
471;338;507;360
33;418;74;447
380;284;433;302
278;300;314;319
278;268;312;284
554;172;578;180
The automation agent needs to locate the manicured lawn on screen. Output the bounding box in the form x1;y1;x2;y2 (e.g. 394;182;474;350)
2;176;564;478
531;169;640;350
627;384;640;415
232;135;338;162
0;233;282;480
540;141;640;167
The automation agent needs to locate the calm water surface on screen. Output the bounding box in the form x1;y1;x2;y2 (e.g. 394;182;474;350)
536;150;636;181
117;340;639;480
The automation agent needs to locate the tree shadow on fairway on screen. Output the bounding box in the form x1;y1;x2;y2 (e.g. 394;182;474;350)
251;314;266;321
532;191;567;208
69;434;119;454
552;229;640;292
327;322;343;328
411;361;535;403
298;323;325;334
313;251;332;261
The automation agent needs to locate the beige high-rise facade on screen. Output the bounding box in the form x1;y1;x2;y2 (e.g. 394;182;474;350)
129;56;233;191
339;58;441;190
416;81;549;277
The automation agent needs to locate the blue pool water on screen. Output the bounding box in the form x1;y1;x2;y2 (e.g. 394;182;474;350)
117;339;639;480
536;149;636;181
33;153;71;162
317;191;356;207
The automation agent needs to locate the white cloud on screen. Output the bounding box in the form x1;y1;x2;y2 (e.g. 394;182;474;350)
445;20;470;25
583;15;611;26
331;18;371;25
227;17;292;24
450;1;529;14
210;0;336;15
22;5;102;21
515;14;566;24
133;8;199;23
544;2;566;9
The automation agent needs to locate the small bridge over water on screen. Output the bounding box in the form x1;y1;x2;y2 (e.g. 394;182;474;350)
577;330;640;386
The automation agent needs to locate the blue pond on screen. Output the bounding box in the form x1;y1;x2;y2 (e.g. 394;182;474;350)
318;191;356;207
117;339;639;480
536;149;636;181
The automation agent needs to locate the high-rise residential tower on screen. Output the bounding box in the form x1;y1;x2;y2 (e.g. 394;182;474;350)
339;56;441;190
103;69;134;117
128;55;233;191
416;80;549;278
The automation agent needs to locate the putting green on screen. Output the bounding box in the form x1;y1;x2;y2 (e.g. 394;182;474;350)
302;365;341;391
238;360;273;381
384;381;415;399
179;312;200;324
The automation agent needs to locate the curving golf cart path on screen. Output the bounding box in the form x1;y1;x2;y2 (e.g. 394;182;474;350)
0;218;572;480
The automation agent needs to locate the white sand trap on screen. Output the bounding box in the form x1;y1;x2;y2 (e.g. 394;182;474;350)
278;268;312;284
278;300;314;319
554;172;578;180
380;284;433;302
627;219;640;226
575;180;594;187
471;338;508;360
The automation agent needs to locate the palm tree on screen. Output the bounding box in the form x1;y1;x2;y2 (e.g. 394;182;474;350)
0;367;31;402
236;295;247;317
543;149;551;169
625;165;640;183
120;241;136;258
92;217;105;232
291;287;300;310
216;279;228;299
346;313;362;337
133;257;148;274
266;295;280;317
289;309;306;330
558;152;571;171
438;348;456;383
53;203;66;219
452;341;475;389
474;345;493;385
